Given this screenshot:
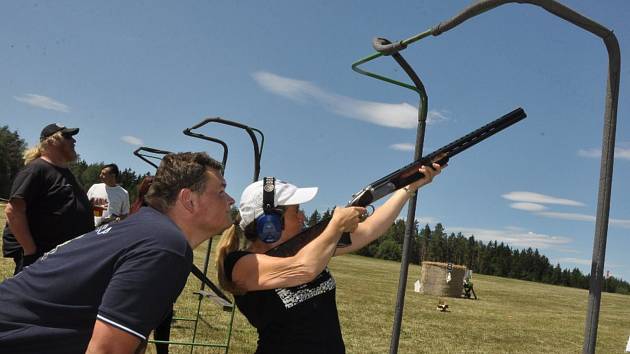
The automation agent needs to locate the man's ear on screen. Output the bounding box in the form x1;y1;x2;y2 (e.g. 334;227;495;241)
178;188;195;213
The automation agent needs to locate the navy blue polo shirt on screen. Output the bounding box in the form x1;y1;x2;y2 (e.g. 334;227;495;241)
0;207;193;354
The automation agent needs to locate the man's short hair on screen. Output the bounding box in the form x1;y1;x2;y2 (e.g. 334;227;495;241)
103;163;120;178
144;152;223;213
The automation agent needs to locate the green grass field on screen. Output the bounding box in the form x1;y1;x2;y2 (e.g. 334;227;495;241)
2;203;629;353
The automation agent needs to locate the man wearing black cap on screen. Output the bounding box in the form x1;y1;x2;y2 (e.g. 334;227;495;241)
3;123;94;274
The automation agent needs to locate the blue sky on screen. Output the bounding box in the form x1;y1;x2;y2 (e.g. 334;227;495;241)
1;1;629;280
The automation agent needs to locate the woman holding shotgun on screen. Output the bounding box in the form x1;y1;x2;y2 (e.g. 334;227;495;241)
216;163;443;354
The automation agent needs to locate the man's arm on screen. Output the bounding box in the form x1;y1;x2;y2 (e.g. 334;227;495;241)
5;198;37;255
86;319;146;354
119;190;130;219
86;184;96;201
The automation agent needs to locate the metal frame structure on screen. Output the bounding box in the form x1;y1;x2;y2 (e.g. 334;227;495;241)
185;117;265;182
133;144;236;353
132;146;172;169
178;133;232;353
180;117;264;353
133;116;266;353
133;146;234;353
351;2;620;353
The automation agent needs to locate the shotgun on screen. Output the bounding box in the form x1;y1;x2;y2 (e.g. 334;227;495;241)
266;107;526;257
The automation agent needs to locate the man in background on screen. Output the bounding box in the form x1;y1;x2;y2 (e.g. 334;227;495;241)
4;123;93;274
87;163;130;226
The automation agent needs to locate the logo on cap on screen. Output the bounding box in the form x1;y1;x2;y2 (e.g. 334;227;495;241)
263;180;275;193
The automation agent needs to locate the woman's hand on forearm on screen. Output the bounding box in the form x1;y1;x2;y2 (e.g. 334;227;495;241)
328;206;366;234
405;161;445;193
335;162;446;255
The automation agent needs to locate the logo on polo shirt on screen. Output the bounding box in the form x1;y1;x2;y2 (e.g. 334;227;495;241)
96;224;112;235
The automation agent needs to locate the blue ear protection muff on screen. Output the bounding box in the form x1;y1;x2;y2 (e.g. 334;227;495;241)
256;177;284;243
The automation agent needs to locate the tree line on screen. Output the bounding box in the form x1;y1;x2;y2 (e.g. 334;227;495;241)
2;125;628;294
306;209;630;295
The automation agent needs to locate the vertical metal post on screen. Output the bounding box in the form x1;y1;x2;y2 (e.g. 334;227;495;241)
353;3;620;351
582;35;620;354
390;95;428;354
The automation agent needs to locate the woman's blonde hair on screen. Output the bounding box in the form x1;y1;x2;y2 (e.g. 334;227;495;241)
23;132;64;165
215;214;258;295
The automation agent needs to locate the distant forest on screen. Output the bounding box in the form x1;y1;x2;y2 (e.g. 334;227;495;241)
2;124;628;294
305;209;630;295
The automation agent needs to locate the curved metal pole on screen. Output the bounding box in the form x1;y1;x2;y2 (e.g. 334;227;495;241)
183;129;229;172
183;121;265;352
183;118;266;286
386;53;430;354
131;144;231;300
354;37;432;354
132;143;234;353
188;117;264;182
352;30;432;92
353;1;619;353
181;129;230;306
183;119;266;351
133;146;172;169
432;3;619;353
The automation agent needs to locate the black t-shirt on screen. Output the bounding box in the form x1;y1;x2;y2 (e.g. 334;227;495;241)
225;251;345;354
7;158;94;253
2;223;20;257
0;207;193;354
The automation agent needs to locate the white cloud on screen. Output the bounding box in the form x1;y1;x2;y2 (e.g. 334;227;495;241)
578;147;630;160
610;218;630;228
557;257;591;266
502;191;584;207
557;248;581;254
389;143;415;151
252;71;449;129
332;99;420;129
427;110;449;123
252;71;319;102
121;136;143;146
553;257;621;272
534;211;630;229
445;226;572;250
14;94;70;112
417;216;437;225
616;149;630;159
510;202;547;212
536;211;595;222
504;191;630;228
577;148;600;158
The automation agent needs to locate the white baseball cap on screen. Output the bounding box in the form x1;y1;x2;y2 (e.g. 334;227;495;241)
239;179;318;229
